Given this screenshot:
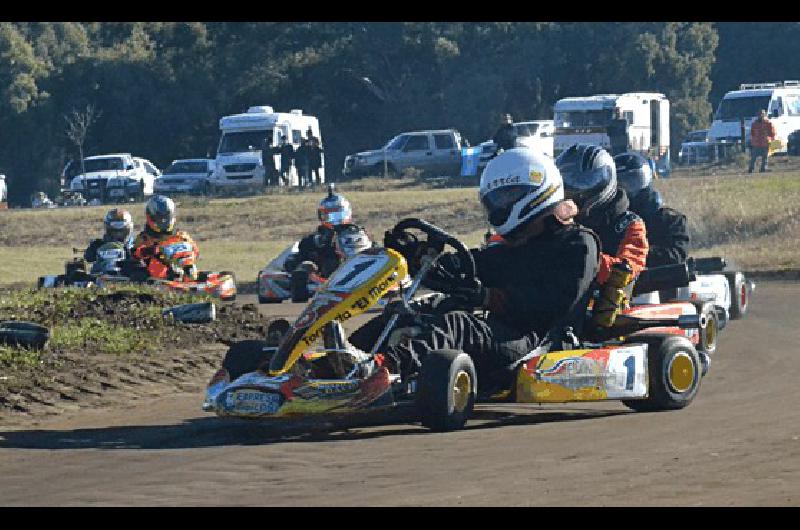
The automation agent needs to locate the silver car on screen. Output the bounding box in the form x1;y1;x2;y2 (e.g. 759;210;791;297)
154;159;214;196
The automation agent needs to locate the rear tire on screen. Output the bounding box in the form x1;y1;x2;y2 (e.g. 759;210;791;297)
221;340;271;381
724;271;749;319
0;321;50;349
622;334;702;412
417;349;477;432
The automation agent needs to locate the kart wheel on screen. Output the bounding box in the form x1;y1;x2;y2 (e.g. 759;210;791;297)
693;301;719;356
0;321;50;350
417;349;476;432
265;319;291;348
622;334;702;412
724;271;749;319
221;340;271;381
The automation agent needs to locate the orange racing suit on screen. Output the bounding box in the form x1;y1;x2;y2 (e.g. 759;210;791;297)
132;228;200;281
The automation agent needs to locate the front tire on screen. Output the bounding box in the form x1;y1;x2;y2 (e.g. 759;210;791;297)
622;334;702;412
417;349;477;432
724;271;749;319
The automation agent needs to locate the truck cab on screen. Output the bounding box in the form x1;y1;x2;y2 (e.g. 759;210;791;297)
708;81;800;153
213;106;323;189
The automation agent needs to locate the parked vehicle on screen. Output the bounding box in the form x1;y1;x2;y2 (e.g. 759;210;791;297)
68;154;160;203
553;92;670;173
31;191;55;209
788;130;800;156
708;81;800;154
0;174;6;205
343;129;466;178
468;120;557;177
678;129;711;165
155;159;215;196
212;106;323;191
54;190;87;207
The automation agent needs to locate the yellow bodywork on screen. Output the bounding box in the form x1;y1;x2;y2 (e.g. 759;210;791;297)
515;349;610;403
270;249;408;376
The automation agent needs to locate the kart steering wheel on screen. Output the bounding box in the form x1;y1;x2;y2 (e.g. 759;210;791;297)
387;218;477;293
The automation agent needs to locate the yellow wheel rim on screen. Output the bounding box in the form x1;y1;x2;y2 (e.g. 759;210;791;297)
705;317;717;351
453;370;472;413
668;352;695;393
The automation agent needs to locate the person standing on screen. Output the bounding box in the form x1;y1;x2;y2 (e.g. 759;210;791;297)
607;108;629;156
492;113;517;153
308;134;323;186
295;138;310;188
749;109;776;173
261;136;278;187
278;135;295;186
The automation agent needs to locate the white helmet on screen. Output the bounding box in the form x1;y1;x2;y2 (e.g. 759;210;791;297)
479;148;564;237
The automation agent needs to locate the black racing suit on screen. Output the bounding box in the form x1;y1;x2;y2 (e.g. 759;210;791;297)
84;236;130;263
350;220;600;389
629;187;689;268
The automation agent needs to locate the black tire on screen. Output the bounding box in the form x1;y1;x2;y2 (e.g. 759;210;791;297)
265;319;291;347
622;334;702;412
219;271;237;301
290;270;311;303
0;321;50;350
692;301;719;355
258;295;284;304
221;340;271;381
416;349;477;432
724;271;749;319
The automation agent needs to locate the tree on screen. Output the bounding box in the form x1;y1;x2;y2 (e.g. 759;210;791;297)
64;104;100;174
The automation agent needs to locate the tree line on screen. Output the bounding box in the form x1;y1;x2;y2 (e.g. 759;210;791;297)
0;22;792;204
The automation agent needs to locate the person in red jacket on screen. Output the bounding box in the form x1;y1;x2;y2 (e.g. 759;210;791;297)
749;109;776;173
555;144;649;284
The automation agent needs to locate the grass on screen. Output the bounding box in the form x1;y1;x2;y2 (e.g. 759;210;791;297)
1;167;799;288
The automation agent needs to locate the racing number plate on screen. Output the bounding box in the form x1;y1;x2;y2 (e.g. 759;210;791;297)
226;390;283;414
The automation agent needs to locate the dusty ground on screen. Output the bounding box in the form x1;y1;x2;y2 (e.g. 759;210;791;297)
0;281;798;506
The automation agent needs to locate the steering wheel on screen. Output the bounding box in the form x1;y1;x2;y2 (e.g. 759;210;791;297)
385;218;477;294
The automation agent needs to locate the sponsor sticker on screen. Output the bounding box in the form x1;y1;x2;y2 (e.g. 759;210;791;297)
529;170;543;185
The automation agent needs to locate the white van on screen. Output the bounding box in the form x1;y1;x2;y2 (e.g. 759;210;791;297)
513;120;555;157
553;93;670;163
708;81;800;153
212;106;323;190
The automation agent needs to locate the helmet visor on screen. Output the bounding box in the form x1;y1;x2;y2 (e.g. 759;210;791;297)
150;211;174;232
563;166;614;195
481;185;531;227
319;207;349;226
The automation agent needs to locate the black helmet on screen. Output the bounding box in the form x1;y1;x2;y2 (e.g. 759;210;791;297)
614;152;653;197
555;144;617;215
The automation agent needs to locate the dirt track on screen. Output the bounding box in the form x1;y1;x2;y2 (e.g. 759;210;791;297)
1;281;799;506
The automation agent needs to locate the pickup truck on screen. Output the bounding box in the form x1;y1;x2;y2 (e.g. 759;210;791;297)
68;154;161;203
343;129;466;178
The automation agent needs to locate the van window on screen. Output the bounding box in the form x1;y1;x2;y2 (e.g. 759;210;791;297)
785;95;800;116
218;130;273;154
292;130;302;144
434;134;455;150
715;96;772;121
623;111;634;125
555;110;612;128
403;135;430;151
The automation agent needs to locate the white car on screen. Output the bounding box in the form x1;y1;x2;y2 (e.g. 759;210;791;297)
474;120;555;176
69;154;160;203
0;174;6;203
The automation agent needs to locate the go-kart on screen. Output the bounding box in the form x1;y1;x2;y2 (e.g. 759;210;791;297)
257;224;404;304
650;257;752;323
38;240;237;301
204;218;710;432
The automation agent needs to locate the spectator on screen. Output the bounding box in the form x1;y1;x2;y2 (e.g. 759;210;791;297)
278;135;295;186
295;138;310;187
261;136;278;187
306;126;319;147
749;109;776;173
607;108;629;156
492;113;517;152
308;133;323;186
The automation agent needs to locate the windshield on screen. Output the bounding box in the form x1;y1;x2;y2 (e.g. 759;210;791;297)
217;130;273;155
83;158;125;172
555;109;613;128
514;123;539;137
166;161;209;174
385;135;408;150
715;96;771;121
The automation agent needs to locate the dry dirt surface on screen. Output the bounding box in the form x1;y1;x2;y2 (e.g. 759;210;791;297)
1;282;799;506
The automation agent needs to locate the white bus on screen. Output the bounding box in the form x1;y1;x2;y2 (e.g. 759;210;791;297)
553;93;670;167
212;106;323;190
708;81;800;153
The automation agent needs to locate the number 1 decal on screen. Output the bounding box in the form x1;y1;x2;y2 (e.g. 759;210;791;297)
623;355;635;391
332;258;376;289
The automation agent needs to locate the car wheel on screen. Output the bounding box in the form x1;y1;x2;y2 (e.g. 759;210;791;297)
221;340;271;381
417;349;477;432
622;334;702;412
724;271;749;319
693;301;719;356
